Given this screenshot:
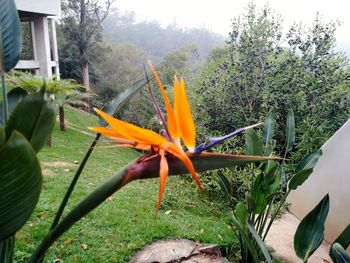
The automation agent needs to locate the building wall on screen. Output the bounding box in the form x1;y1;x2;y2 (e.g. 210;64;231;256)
15;0;61;17
288;119;350;251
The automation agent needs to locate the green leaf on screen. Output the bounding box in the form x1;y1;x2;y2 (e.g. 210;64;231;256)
218;173;233;198
250;173;267;214
296;149;322;172
330;225;350;262
285;110;295;153
263;112;275;147
288;149;322;191
5;86;56;152
99;79;146;126
0;131;42;241
331;243;350;263
264;160;278;185
244;128;263;156
264;171;281;195
0;127;5;146
288;168;313;191
0;87;28;127
0;236;14;263
166;152;275;175
294;194;330;262
247;221;273;263
0;0;22;73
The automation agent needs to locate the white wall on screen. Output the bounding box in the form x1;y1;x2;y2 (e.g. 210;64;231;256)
288;119;350;251
15;0;61;17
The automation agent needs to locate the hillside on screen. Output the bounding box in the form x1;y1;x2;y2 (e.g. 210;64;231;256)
102;11;225;61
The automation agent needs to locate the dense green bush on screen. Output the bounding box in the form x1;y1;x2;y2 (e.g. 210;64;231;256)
195;3;350;163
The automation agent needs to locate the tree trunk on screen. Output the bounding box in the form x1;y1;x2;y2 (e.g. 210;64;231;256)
47;135;52;147
59;105;65;131
82;61;90;91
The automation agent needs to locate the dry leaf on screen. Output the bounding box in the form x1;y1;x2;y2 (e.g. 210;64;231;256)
81;243;88;250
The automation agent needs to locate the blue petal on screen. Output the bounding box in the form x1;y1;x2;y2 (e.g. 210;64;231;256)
195;123;262;153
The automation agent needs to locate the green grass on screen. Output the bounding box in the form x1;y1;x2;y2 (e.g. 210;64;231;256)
14;106;236;262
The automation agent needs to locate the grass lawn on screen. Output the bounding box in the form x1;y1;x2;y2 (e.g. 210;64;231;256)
14;106;237;262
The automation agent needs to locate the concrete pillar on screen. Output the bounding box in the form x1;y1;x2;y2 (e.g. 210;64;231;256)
49;18;60;80
29;20;39;75
33;16;51;78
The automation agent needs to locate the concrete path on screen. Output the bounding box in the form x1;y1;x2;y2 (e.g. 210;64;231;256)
265;212;332;262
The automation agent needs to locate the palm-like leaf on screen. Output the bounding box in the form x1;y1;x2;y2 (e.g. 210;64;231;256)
0;131;42;242
0;0;22;73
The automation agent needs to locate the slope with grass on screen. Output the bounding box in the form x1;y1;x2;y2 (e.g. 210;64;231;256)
14;106;236;262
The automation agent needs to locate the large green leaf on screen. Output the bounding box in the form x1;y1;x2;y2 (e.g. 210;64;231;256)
0;0;22;73
99;79;146;126
263;112;275;147
294;194;330;262
288;149;322;191
285;110;295;153
5;86;56;152
244;128;263;156
296;149;322;172
249;173;267;214
330;225;350;262
0;236;14;263
0;87;28;127
0;131;42;241
331;243;350;263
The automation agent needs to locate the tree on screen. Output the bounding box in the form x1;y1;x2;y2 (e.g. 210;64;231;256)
94;42;146;103
197;3;283;133
61;0;114;91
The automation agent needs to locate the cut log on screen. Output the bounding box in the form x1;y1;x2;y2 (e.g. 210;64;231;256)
129;238;231;263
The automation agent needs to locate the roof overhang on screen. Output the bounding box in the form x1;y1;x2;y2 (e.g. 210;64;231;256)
15;0;61;18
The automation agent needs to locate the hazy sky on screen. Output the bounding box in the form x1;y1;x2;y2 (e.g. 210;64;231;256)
116;0;350;44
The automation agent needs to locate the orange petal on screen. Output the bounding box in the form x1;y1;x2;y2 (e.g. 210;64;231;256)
176;79;196;152
89;127;124;139
156;148;169;215
148;61;179;141
163;142;202;192
94;108;167;146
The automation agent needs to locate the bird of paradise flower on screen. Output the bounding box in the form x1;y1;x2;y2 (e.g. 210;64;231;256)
91;63;263;214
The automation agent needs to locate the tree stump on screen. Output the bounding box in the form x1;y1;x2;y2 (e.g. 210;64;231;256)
129;239;231;263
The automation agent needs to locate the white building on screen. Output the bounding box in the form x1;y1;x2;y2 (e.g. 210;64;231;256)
14;0;61;79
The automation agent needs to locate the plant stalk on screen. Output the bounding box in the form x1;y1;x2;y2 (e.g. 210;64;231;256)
1;74;9;122
49;133;101;231
259;195;276;236
262;191;290;241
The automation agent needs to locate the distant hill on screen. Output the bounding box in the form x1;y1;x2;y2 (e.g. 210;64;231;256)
102;11;225;61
